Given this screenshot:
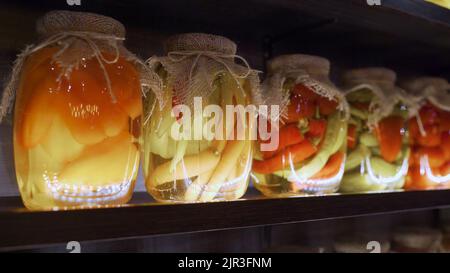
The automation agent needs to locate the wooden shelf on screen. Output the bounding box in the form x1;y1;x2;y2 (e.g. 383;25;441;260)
1;189;450;251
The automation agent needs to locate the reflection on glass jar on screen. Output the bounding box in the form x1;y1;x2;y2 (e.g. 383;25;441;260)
340;68;410;193
142;33;260;202
403;77;450;190
4;11;143;210
252;54;348;197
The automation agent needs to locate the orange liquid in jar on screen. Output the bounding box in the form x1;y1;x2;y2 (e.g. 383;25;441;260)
13;47;142;210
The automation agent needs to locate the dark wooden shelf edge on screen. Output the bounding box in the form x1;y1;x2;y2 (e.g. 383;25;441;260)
1;190;450;250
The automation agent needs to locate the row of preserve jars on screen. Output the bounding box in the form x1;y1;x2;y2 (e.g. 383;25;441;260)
6;11;450;210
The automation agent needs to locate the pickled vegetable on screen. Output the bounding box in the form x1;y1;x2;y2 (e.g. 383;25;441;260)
253;54;347;196
144;56;254;202
340;68;409;193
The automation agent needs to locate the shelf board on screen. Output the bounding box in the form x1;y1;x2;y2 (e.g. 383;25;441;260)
2;189;450;251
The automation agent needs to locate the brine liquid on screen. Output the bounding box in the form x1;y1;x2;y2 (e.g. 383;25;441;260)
144;139;252;203
13;47;142;210
252;159;344;197
252;83;345;197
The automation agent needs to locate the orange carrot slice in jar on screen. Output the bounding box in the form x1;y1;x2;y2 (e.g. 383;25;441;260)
411;146;446;168
406;166;439;190
439;110;450;131
419;102;440;126
318;96;338;116
416;125;441;147
408;118;420;145
441;131;450;160
440;161;450;176
374;115;404;162
308;118;327;137
253;139;317;174
261;124;304;159
310;151;345;179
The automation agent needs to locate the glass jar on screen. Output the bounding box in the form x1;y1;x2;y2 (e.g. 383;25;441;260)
392;227;442;253
340;68;409;193
3;11;142;210
252;54;348;197
403;77;450;190
143;33;258;202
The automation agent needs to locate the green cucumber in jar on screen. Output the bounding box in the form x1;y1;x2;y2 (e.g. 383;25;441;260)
360;132;378;147
369;156;399;178
340;172;387;193
346;89;374;102
350;106;369;120
345;145;369;171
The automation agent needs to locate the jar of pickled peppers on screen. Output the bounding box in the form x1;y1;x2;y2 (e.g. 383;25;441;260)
403;77;450;190
252;54;348;196
340;68;410;193
143;33;259;202
5;11;142;210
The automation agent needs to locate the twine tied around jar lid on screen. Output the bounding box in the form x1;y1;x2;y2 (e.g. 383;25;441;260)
263;54;348;122
36;10;126;39
267;54;330;76
401;77;450;136
342;67;396;90
0;10;157;123
146;33;262;121
402;77;450;111
343;67;415;130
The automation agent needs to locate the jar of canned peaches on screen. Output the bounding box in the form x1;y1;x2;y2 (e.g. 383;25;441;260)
252;54;348;197
143;33;259;202
5;11;143;210
403;77;450;190
340;68;410;193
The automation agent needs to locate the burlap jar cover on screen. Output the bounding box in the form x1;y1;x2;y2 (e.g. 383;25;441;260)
143;33;262;202
402;77;450;136
263;54;349;122
0;10;160;122
146;33;262;115
342;67;416;129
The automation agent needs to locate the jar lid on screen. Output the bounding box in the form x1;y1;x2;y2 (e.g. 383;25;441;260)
267;54;330;76
402;77;449;96
342;67;396;87
36;10;126;39
164;33;237;55
393;227;442;250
